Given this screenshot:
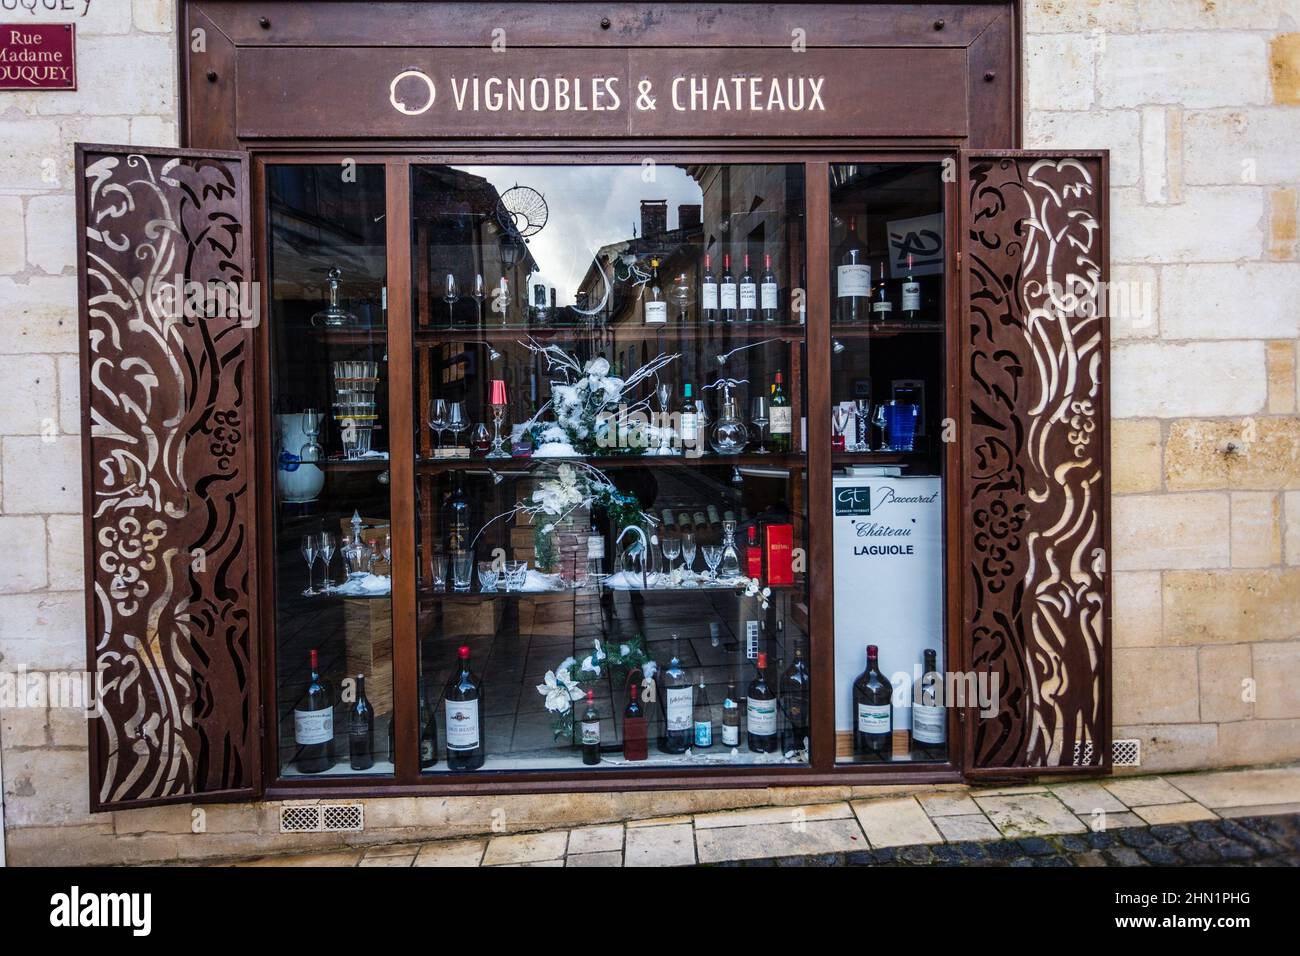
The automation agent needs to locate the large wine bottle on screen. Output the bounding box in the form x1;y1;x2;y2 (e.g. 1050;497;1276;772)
444;645;485;770
836;215;871;324
912;647;946;758
852;644;893;758
746;652;778;753
660;639;693;754
780;647;811;753
294;649;335;774
623;681;648;761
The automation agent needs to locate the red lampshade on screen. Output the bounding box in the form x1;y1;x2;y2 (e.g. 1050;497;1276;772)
490;379;508;405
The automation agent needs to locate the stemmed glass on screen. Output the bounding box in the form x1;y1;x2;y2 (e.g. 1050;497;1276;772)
680;531;697;584
318;531;336;593
300;534;318;596
444;274;459;327
428;399;449;457
854;399;873;452
382;533;392;577
873;403;889;451
472;273;486;326
701;544;723;582
446;400;468;456
654;382;672;455
750;395;770;454
661;529;682;582
299;408;324;463
669;273;691;323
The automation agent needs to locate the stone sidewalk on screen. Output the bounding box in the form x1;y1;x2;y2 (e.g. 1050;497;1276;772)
229;765;1300;867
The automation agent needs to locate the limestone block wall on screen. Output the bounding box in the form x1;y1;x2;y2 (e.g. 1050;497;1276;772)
1025;0;1300;770
0;1;1295;865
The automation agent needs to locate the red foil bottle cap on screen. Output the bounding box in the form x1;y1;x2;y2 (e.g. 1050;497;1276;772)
757;652;768;668
310;649;318;668
867;644;879;657
458;645;470;660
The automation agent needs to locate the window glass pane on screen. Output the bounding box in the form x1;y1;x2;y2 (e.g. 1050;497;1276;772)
267;164;393;777
827;163;950;765
410;163;810;772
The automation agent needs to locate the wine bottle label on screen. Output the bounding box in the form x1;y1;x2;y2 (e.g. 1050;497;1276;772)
856;703;890;734
902;282;921;311
664;686;693;731
739;282;757;310
722;723;740;746
581;720;600;745
837;263;871;297
645;300;668;323
694;721;713;747
769;406;792;434
912;703;946;744
761;281;779;310
702;281;718;310
587;534;605;559
294;708;333;746
745;620;760;659
873;299;893;314
419;738;436;763
747;697;777;735
444;699;480;750
680;411;698;444
720;282;738;310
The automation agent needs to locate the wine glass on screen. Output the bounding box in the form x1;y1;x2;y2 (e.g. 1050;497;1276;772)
446;400;468;456
681;531;697;580
654;382;672;454
300;534;318;596
854;398;873;452
428;398;448;457
470;422;491;455
299;408;324;463
444;273;459;327
873;403;889;451
472;273;486;326
669;272;691;322
701;544;723;582
318;531;336;593
661;529;682;580
750;395;770;454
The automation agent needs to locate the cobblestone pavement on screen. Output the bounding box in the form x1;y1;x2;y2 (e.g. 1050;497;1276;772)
705;814;1300;867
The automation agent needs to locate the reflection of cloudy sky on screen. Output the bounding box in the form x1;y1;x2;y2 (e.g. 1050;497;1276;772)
459;165;701;305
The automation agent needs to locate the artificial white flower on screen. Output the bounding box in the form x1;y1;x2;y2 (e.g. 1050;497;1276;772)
580;656;601;676
642;660;658;680
584;357;611;378
537;670;576;714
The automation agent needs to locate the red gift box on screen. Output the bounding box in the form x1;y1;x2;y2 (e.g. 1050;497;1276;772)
764;523;794;586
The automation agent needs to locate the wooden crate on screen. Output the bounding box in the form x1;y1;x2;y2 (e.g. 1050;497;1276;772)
343;597;393;715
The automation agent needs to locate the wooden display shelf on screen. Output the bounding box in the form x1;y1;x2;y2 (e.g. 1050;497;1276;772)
416;452;809;474
307;328;389;346
414;322;808;345
830;321;943;339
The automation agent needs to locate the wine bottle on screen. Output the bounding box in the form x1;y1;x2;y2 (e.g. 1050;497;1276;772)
645;258;667;324
720;253;738;323
739;253;758;322
661;639;693;754
901;253;921;321
419;697;438;769
693;678;713;748
586;512;605;578
701;253;718;323
581;690;601;766
912;647;946;757
680;382;699;451
853;644;893;758
444;645;485;770
769;371;792;452
348;673;374;771
760;252;779;322
623;680;648;761
721;683;741;747
692;511;709;534
836;215;871;324
872;279;894;322
661;509;677;530
746;652;778;753
780;648;811;753
707;504;722;531
745;525;763;580
446;473;470;552
295;649;335;774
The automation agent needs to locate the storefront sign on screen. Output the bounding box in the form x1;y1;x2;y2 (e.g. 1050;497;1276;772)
237;46;968;139
0;22;74;90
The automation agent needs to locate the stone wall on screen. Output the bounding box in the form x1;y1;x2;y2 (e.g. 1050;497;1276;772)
1025;0;1300;772
0;1;1297;865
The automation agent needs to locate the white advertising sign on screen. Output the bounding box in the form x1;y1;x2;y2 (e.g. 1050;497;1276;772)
832;475;943;732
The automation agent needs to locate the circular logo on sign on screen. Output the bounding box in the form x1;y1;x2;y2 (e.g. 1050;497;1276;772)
390;69;436;115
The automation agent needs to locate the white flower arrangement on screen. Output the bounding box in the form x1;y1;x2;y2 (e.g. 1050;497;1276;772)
737;577;772;610
517;338;680;455
538;639;610;739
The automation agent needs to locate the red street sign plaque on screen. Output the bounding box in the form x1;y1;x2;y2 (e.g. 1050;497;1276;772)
0;23;76;91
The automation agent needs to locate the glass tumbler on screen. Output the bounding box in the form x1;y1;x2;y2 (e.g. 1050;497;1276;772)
452;549;473;592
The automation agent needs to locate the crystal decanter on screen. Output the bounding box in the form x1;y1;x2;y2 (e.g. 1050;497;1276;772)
708;382;749;454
